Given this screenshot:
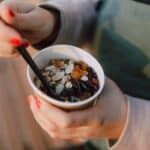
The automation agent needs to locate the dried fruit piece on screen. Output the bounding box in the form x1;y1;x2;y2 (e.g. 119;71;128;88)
71;70;81;80
52;60;64;68
91;78;99;85
78;61;88;70
80;70;88;76
74;65;81;71
71;65;88;80
65;81;73;89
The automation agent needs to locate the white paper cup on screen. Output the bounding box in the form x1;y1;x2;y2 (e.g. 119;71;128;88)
27;45;105;110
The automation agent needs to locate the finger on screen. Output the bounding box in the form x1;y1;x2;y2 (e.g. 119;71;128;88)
0;2;33;29
37;98;73;129
67;107;98;127
0;20;23;42
28;95;57;135
0;0;34;13
33;111;57;138
0;4;50;31
49;127;93;140
0;0;34;24
39;97;99;129
0;41;19;57
0;20;23;56
69;138;87;145
29;96;89;139
33;111;58;138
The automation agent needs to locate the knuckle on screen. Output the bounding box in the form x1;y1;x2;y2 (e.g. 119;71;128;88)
48;126;57;133
81;132;89;139
60;115;73;128
61;120;71;128
50;132;59;139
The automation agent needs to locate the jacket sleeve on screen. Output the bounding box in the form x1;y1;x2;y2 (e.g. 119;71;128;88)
110;95;150;150
38;0;99;46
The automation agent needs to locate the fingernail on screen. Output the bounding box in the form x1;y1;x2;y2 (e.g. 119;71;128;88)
23;41;29;48
8;8;15;17
36;99;41;109
9;38;22;47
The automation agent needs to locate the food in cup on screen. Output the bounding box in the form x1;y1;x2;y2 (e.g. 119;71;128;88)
27;45;105;109
34;59;99;103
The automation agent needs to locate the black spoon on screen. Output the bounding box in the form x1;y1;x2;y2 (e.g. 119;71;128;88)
17;46;59;99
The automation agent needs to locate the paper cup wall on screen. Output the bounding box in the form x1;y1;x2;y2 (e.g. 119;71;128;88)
27;45;105;110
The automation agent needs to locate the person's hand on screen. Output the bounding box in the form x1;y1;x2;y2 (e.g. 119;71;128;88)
28;78;127;141
0;0;56;57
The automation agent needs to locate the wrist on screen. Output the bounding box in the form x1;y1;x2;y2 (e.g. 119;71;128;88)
118;95;128;137
109;95;128;140
108;95;128;147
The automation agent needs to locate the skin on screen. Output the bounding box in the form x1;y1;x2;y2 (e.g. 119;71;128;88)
28;78;127;141
0;0;127;142
0;0;56;57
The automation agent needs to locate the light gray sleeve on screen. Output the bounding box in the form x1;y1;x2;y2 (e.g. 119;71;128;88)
39;0;99;45
110;95;150;150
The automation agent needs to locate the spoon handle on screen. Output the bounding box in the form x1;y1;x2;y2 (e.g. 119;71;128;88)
17;46;50;93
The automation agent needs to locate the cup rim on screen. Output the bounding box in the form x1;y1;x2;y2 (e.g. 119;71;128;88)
27;44;105;107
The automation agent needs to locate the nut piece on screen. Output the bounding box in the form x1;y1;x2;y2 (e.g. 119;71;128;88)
52;60;64;68
65;81;73;89
81;76;88;81
52;71;65;81
61;75;71;84
69;60;74;64
56;84;64;94
65;63;74;74
45;65;56;71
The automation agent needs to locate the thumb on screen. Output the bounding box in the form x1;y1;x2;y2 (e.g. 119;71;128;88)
0;3;40;31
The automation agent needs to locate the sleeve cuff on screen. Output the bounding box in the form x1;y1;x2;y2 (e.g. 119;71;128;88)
38;0;97;46
34;4;61;50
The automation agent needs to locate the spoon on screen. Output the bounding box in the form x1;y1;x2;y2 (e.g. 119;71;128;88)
17;46;59;99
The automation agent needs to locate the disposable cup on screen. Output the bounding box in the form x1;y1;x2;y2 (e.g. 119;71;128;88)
27;45;105;110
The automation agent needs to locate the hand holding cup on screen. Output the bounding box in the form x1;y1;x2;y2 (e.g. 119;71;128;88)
0;0;57;57
27;45;127;141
